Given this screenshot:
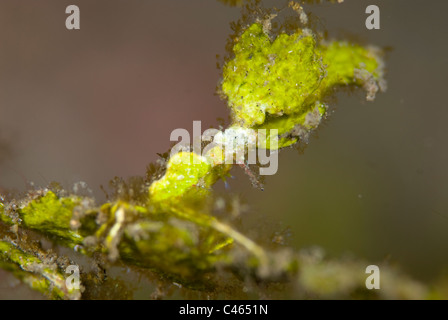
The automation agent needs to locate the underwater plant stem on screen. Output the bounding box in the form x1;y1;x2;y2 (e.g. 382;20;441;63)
0;239;81;300
211;219;268;266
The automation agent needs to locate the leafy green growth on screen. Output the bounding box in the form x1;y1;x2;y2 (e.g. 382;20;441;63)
221;22;385;148
19;191;83;245
0;237;81;300
149;152;217;203
0;188;440;299
222;23;324;128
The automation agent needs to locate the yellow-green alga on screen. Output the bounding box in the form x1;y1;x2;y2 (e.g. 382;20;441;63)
221;23;385;148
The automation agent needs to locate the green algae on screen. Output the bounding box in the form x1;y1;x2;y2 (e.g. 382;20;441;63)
19;191;84;245
221;22;384;148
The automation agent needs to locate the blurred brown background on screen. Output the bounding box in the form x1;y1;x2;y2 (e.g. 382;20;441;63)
1;0;448;298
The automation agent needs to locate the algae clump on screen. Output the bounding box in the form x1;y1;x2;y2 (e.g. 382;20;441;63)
221;22;385;148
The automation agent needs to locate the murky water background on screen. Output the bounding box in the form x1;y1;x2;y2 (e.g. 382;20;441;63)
1;0;448;298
